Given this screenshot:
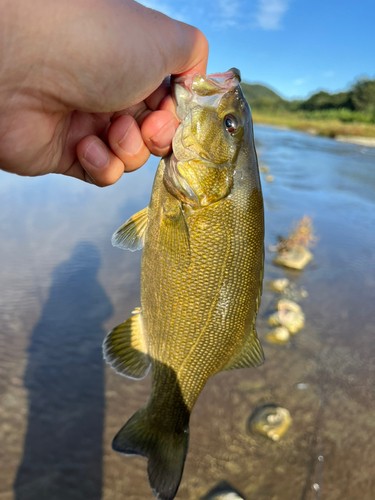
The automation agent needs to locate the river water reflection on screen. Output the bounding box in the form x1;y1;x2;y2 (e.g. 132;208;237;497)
0;125;374;500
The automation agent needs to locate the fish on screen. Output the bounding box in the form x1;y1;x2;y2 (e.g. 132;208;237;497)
103;68;264;500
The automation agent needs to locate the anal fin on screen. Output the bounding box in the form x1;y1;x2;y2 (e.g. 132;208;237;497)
223;328;264;370
103;308;151;380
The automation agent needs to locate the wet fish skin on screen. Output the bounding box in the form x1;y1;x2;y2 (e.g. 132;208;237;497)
104;68;264;500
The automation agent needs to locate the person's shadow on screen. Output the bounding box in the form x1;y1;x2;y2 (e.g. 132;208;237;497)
14;242;112;500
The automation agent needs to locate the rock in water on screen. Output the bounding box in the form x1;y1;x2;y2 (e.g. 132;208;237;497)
247;405;292;441
268;278;290;292
268;309;305;334
277;299;302;313
268;298;305;334
201;481;246;500
266;326;290;344
273;245;313;270
281;283;308;301
208;494;245;500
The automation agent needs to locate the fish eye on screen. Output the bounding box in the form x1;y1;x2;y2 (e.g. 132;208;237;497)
224;114;239;134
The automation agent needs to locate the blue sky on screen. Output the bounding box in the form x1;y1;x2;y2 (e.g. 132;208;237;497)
138;0;375;99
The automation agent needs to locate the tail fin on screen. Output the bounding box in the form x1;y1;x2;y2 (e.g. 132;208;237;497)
113;407;189;500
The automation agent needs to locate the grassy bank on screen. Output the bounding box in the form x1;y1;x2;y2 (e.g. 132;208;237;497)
252;110;375;139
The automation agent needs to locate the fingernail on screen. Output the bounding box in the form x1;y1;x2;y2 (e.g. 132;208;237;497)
118;121;143;156
84;140;109;169
150;120;176;149
84;171;96;185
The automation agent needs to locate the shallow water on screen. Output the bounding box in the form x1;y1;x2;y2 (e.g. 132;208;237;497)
0;125;374;500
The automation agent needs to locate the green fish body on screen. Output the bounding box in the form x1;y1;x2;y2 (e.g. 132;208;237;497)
104;69;264;500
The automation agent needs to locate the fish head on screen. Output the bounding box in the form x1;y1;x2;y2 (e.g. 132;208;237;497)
165;69;257;207
172;68;251;167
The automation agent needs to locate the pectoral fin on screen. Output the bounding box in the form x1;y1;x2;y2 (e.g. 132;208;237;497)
159;199;190;267
223;329;264;370
103;308;151;380
112;207;149;251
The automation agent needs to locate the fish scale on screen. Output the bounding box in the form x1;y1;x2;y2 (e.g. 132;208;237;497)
104;69;264;500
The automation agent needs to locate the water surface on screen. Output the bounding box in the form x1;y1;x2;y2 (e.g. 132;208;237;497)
0;125;374;500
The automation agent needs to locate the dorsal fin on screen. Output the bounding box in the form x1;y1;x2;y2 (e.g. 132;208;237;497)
112;207;149;251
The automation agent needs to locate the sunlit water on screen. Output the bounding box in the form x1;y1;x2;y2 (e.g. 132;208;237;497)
0;125;374;500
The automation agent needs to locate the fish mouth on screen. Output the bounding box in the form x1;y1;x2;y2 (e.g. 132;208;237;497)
172;68;241;100
172;68;241;118
171;69;241;165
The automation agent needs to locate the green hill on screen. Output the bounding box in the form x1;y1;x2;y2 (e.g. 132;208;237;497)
241;82;283;103
242;77;375;122
247;76;375;139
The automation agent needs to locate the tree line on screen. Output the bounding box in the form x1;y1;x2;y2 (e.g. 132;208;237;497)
243;77;375;123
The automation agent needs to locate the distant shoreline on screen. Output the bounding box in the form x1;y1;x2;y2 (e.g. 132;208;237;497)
252;111;375;148
335;136;375;147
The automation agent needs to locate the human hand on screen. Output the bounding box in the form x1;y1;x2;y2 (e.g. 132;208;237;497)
0;0;208;186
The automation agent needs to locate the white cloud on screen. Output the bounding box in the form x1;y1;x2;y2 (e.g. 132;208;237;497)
211;0;241;28
217;0;240;21
323;70;335;78
137;0;187;22
293;77;307;86
256;0;290;30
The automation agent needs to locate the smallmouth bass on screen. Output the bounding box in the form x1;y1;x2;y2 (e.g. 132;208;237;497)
104;68;264;500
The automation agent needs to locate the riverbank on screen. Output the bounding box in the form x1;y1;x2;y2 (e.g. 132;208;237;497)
252;110;375;146
1;127;375;500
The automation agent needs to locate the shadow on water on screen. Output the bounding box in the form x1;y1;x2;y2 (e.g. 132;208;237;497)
14;242;113;500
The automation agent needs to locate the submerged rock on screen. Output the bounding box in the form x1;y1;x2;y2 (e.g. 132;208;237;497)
273;245;313;270
268;278;290;292
296;383;309;390
281;283;308;301
201;481;246;500
277;299;302;313
265;174;274;182
260;164;269;173
266;326;290;344
212;491;244;499
247;405;292;441
268;309;305;334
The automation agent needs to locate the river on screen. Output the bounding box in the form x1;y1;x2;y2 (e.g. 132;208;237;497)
0;125;374;500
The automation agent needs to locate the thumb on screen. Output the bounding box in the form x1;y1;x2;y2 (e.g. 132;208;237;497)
57;0;209;113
